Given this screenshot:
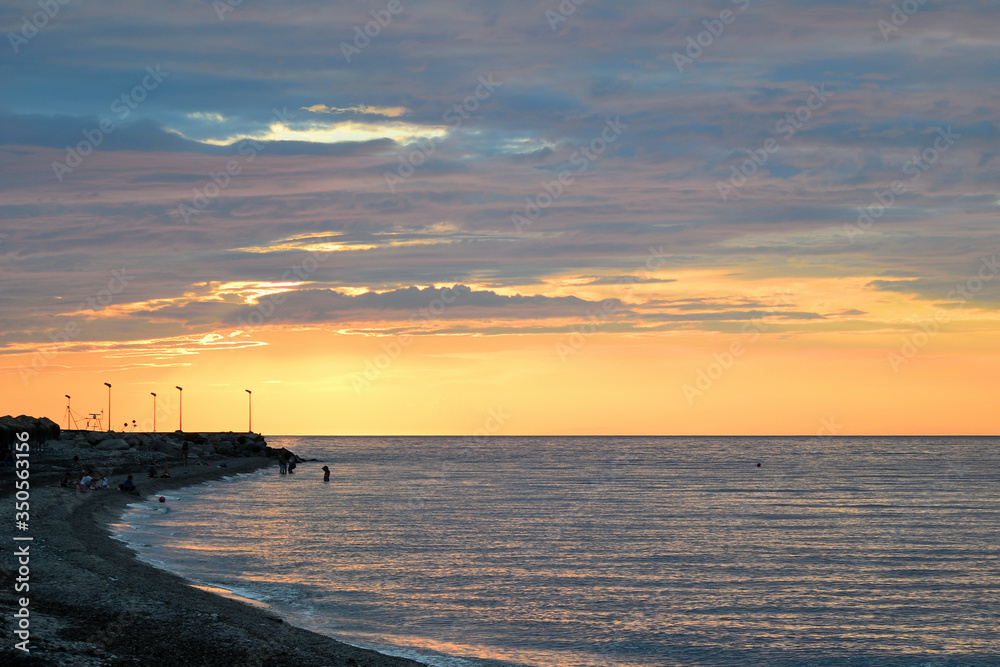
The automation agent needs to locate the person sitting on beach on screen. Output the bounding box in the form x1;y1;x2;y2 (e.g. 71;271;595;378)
160;461;171;478
60;473;73;488
147;464;157;478
97;476;109;490
78;472;95;491
119;475;136;492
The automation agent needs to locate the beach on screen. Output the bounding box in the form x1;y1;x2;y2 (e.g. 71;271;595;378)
1;455;422;667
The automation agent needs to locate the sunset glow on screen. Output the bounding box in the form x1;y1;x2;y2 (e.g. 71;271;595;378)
2;1;998;435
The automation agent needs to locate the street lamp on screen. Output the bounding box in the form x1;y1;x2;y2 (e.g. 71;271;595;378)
150;392;157;431
104;383;112;431
65;395;72;430
176;386;183;431
245;389;252;433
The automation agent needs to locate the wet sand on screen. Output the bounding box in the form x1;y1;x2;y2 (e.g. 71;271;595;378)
0;456;422;666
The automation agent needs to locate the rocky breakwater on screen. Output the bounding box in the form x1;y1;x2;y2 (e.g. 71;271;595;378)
51;429;277;459
2;415;299;468
0;414;60;448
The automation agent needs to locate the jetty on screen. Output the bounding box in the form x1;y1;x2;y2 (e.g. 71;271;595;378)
1;414;295;468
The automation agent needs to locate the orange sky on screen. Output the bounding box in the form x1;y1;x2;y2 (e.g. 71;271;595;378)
4;269;998;435
3;2;998;436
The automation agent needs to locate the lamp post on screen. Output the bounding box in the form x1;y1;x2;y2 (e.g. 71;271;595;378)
176;386;183;431
150;392;157;431
245;389;252;433
65;395;71;429
104;382;112;431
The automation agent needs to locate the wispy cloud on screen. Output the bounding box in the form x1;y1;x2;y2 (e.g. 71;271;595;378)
302;104;410;117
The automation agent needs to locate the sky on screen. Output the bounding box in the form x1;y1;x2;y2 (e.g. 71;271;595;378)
1;0;999;435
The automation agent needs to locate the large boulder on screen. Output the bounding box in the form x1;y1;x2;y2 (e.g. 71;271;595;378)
45;439;75;451
0;415;61;447
191;443;214;458
95;438;130;451
152;438;181;456
213;439;237;456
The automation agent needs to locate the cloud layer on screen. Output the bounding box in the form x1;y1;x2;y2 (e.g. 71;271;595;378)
2;0;999;351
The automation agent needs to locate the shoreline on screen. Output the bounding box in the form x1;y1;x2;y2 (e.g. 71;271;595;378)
1;455;423;666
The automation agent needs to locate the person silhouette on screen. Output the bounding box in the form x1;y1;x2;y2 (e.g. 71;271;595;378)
322;465;330;482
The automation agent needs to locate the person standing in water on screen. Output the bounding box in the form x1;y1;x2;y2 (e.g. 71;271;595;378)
322;465;330;482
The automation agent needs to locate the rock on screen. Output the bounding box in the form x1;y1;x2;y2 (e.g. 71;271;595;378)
0;414;61;447
96;438;130;451
152;439;181;455
45;439;74;451
213;440;236;456
191;444;214;458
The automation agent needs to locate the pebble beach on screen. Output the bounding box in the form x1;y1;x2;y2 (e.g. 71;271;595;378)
0;422;422;666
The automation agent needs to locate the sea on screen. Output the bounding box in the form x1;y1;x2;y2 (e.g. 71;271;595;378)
110;436;1000;666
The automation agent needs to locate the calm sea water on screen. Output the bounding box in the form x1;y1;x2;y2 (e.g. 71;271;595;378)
111;437;1000;666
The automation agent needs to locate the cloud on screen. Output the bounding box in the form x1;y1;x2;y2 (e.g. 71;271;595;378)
131;285;626;328
2;0;1000;354
302;104;410;118
584;276;676;286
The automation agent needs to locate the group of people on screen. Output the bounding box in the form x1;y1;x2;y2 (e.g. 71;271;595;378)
278;452;297;474
62;470;109;491
148;460;171;478
278;453;331;481
61;454;170;495
61;468;140;494
63;451;330;494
